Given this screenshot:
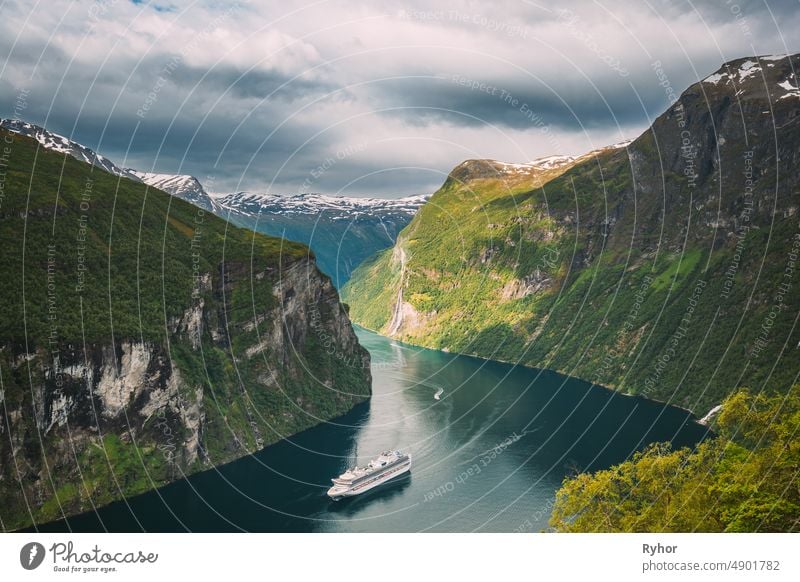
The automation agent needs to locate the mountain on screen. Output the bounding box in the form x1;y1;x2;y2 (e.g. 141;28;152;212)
0;126;371;531
343;53;800;416
216;192;428;287
0;118;142;182
130;171;221;212
0;119;426;288
0;119;222;213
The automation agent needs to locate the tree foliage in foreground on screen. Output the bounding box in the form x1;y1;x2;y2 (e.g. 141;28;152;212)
550;387;800;532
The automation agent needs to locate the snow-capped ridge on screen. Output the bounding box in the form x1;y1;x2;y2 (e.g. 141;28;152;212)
529;155;576;170
0;117;425;219
130;171;220;212
704;59;762;84
215;191;428;217
701;54;798;100
0;118;141;182
760;54;791;61
452;140;635;183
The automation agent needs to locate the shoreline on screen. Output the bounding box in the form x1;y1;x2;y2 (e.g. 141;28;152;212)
353;324;709;423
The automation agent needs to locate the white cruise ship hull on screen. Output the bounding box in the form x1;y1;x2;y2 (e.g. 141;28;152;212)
327;456;411;500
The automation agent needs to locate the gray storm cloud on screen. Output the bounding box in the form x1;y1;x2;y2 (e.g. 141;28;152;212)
1;0;798;197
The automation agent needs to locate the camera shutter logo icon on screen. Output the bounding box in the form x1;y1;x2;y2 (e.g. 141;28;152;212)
20;542;46;570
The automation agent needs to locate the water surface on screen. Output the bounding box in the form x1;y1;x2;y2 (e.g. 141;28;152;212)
37;327;708;532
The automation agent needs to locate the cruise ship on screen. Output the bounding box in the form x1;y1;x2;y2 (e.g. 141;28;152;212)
327;450;412;499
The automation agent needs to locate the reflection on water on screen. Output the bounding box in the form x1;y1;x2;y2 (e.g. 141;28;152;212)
327;473;413;518
35;327;708;532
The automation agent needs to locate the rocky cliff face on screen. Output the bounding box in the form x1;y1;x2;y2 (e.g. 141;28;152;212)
0;128;370;531
344;54;800;415
1;260;370;531
622;55;800;250
1;258;370;532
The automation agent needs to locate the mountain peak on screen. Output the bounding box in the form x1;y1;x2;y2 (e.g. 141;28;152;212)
130;171;220;212
446;141;633;186
0;118;141;182
447;159;537;183
698;53;799;101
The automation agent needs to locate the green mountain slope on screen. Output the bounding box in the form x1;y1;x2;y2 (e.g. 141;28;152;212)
0;128;371;531
343;54;800;415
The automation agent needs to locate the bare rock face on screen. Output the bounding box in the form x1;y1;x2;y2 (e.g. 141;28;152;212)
0;256;370;530
628;54;800;240
94;342;156;418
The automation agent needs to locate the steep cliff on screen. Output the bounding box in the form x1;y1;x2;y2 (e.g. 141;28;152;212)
344;54;800;414
0;128;371;531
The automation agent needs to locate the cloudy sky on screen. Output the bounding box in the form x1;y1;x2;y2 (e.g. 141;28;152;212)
1;0;798;197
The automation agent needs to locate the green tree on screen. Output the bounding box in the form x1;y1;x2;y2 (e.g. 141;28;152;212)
550;387;800;532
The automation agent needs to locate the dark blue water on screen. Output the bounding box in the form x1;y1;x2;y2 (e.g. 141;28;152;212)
36;327;708;532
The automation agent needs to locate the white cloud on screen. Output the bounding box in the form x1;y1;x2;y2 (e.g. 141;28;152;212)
1;0;798;196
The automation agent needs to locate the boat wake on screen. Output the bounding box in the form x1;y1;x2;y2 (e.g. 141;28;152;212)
460;428;538;465
414;380;445;401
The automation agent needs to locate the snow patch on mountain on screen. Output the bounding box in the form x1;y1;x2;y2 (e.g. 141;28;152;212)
737;60;761;81
527;141;631;171
0;118;426;220
703;54;794;85
214;192;428;218
703;61;763;84
130;171;220;212
760;54;790;62
458;140;634;181
529;155;576;170
703;72;726;85
777;78;800;100
0;118;141;182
